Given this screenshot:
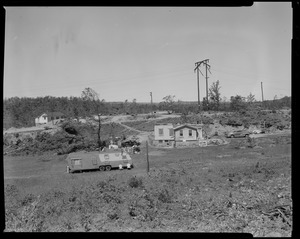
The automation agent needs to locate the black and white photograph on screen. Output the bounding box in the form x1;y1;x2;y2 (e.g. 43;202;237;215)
3;4;292;235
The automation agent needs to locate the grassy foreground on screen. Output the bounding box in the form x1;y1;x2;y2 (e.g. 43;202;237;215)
4;135;292;235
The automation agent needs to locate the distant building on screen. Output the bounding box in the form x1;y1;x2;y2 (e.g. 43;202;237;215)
35;112;66;126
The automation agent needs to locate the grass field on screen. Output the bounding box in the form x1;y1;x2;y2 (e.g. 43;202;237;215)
4;134;292;235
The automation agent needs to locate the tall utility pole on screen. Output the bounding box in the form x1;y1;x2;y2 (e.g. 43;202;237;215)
150;92;153;115
205;62;208;108
197;68;200;112
194;59;211;112
261;82;264;104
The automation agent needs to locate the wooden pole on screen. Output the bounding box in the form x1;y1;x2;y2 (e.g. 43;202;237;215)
261;82;264;106
197;68;200;113
206;62;208;110
146;141;149;173
150;92;153;116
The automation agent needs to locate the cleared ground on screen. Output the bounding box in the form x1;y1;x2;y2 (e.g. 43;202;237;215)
4;133;292;235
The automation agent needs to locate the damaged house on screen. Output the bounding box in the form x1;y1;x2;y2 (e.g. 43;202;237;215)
35;112;66;126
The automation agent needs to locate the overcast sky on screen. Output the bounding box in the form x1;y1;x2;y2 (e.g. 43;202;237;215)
4;4;292;103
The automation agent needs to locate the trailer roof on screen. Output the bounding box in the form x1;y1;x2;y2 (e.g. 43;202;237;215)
68;149;125;158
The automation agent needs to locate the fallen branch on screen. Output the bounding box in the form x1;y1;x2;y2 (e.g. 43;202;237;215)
276;208;292;227
261;205;292;227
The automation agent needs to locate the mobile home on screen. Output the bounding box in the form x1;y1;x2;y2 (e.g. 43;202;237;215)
66;149;133;173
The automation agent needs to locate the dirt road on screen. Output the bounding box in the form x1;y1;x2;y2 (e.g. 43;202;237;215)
116;122;151;143
250;130;291;139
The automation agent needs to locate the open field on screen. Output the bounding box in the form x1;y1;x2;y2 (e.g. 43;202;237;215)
4;133;292;235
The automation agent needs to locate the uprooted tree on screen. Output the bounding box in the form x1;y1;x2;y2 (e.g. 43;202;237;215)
81;87;102;150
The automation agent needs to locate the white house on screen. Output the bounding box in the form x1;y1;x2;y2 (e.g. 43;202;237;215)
173;124;203;141
35;112;65;126
153;124;174;146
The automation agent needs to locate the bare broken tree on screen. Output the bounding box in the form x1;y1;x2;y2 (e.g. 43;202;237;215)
81;87;102;151
247;92;256;104
162;95;176;114
209;80;221;111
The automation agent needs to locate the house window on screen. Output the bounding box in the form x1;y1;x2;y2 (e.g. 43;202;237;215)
56;116;59;119
159;140;163;143
159;128;163;136
169;129;174;136
189;130;193;137
51;117;54;120
43;116;46;120
165;140;169;143
180;130;183;136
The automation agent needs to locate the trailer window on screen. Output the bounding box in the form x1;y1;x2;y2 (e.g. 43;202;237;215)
73;159;81;166
104;154;109;160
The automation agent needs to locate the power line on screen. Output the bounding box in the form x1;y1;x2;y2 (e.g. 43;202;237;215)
5;66;194;97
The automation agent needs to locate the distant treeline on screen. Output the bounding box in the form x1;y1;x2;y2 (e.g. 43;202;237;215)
3;95;291;129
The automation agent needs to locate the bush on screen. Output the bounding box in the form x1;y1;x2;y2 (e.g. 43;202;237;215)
145;114;156;119
247;137;257;148
227;118;243;127
202;116;213;125
128;176;143;188
61;121;78;135
157;188;172;203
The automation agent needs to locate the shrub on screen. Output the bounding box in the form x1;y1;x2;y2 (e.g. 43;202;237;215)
128;176;143;188
247;137;257;148
157;188;172;203
145;114;156;119
227;118;243;126
61;121;78;135
202;116;213;125
20;193;36;206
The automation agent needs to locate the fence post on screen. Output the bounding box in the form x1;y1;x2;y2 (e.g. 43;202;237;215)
146;141;149;174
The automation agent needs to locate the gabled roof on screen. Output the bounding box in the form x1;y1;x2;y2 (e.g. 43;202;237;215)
37;112;65;118
154;123;173;127
189;123;203;128
173;124;199;131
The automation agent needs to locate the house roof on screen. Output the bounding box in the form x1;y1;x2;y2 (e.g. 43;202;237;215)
189;123;203;128
37;112;65;118
154;123;173;127
173;124;199;131
46;112;65;118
